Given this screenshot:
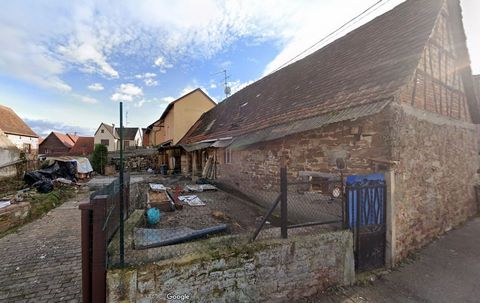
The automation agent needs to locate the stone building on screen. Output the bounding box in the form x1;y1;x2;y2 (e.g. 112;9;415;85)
145;88;216;173
180;0;480;267
0;104;38;156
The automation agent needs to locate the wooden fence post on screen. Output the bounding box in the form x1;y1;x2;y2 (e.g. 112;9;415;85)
79;203;93;303
91;195;107;303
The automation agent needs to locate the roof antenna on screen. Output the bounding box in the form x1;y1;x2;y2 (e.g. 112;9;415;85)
213;69;231;99
125;110;129;126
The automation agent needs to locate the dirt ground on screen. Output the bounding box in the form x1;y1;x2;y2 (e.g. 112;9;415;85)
140;184;273;235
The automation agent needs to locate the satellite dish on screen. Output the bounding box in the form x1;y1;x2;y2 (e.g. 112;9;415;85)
224;86;231;96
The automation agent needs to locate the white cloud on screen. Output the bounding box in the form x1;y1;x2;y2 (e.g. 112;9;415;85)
87;83;104;91
72;93;98;104
134;96;175;108
154;56;174;73
144;78;158;87
79;95;98;104
135;72;157;79
111;83;143;102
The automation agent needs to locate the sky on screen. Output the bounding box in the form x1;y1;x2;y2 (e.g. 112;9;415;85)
0;0;479;137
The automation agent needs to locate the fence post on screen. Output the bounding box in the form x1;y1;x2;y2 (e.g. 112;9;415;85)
91;195;107;303
79;203;93;303
280;155;288;239
119;102;125;266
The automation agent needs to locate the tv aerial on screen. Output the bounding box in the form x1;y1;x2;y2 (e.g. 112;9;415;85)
213;69;231;99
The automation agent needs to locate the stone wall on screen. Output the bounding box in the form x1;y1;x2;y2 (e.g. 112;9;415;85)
0;202;30;234
389;102;479;261
216;112;392;206
107;230;354;303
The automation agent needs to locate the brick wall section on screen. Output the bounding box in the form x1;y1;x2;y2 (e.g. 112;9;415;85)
107;230;354;302
389;102;478;261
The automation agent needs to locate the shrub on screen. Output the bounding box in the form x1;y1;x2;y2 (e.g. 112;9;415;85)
91;144;108;174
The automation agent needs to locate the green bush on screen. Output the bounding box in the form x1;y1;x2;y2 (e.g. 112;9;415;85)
91;144;108;174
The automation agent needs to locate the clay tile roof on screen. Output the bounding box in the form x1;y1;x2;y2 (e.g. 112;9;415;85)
180;0;465;144
67;133;80;143
69;136;94;155
0;105;38;137
115;127;139;140
52;132;76;148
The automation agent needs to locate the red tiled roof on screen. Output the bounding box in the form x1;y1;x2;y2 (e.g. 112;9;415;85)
181;0;477;144
52;132;76;148
0;105;38;137
69;137;94;155
67;134;80;143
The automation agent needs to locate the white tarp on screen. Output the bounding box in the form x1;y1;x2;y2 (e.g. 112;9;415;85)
178;195;206;206
0;200;11;209
149;183;167;191
73;157;93;173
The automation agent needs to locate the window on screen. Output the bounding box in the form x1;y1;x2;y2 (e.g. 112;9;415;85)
123;140;130;148
23;143;31;153
224;148;232;164
101;129;104;133
101;139;109;146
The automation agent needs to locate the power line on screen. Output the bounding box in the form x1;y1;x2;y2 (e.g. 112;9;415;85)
268;0;391;75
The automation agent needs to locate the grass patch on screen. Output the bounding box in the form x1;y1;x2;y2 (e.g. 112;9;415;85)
28;187;76;219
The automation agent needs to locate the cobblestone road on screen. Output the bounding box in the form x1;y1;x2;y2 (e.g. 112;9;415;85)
0;189;87;302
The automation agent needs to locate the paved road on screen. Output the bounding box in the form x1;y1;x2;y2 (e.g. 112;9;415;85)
0;189;87;303
316;216;480;303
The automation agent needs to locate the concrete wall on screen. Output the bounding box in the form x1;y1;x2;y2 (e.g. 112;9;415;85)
107;230;354;303
388;102;479;262
5;134;38;154
94;124;118;152
0;202;30;234
0;149;20;179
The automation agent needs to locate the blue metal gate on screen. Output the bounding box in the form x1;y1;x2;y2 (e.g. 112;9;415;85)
346;173;386;271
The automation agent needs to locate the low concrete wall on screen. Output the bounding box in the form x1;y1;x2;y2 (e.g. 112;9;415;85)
107;230;354;302
0;202;30;234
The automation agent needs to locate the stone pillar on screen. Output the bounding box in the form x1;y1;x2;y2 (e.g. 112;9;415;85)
385;169;396;268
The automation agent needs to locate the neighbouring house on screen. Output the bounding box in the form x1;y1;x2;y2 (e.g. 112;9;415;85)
0;129;20;179
69;136;95;156
94;123;118;152
0;104;38;156
39;132;94;156
180;0;480;269
115;127;143;149
145;88;216;173
39;132;80;156
94;123;142;151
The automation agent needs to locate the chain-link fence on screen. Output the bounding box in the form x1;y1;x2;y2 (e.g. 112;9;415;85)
80;159;347;300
